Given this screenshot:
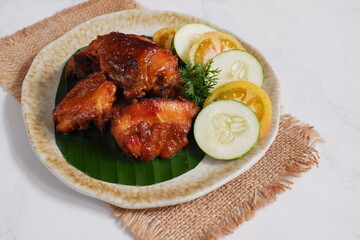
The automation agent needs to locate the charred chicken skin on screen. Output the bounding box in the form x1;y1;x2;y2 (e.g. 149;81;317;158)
66;32;182;101
53;71;117;133
111;99;200;161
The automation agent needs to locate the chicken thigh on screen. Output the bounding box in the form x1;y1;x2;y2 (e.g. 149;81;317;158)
53;71;117;133
66;32;182;101
111;99;200;161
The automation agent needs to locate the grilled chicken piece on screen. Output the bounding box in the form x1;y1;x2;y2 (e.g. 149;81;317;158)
111;99;200;161
53;71;117;133
66;32;182;101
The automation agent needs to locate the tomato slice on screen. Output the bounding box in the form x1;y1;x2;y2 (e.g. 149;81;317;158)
204;81;272;139
189;32;246;65
153;26;179;50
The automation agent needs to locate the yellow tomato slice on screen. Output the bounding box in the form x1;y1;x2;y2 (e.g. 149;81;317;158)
189;31;246;65
153;26;179;50
204;81;272;139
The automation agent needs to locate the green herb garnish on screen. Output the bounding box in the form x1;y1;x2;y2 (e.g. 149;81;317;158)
180;60;220;106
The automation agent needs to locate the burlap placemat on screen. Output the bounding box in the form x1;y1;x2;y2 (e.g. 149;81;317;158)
0;0;322;239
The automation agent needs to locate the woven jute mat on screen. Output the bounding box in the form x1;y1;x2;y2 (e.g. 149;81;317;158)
0;0;322;239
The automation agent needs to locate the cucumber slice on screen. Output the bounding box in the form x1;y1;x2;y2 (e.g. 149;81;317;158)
194;100;260;160
211;50;264;89
173;23;217;63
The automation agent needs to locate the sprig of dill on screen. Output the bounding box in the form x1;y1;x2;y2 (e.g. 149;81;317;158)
180;60;220;106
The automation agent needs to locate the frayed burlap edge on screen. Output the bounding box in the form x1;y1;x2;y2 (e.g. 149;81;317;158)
110;114;322;240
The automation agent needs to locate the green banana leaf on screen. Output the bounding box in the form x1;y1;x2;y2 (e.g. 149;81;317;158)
55;46;204;186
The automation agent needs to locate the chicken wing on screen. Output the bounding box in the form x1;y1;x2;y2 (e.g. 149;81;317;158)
111;99;200;161
66;32;182;101
53;71;117;133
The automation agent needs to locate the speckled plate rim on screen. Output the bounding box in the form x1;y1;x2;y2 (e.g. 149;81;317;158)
21;9;280;209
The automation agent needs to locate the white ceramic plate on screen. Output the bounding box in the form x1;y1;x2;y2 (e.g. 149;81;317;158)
21;10;280;209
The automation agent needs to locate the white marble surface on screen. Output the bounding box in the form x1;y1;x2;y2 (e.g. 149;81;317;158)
1;0;360;239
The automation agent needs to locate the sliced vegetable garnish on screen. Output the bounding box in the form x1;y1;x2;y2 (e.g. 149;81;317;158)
153;26;179;50
204;81;272;139
194;100;260;160
210;50;264;89
173;23;217;63
189;31;246;65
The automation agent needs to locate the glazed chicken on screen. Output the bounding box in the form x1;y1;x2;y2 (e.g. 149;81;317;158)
66;32;182;101
53;71;117;133
54;32;199;161
111;99;200;161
